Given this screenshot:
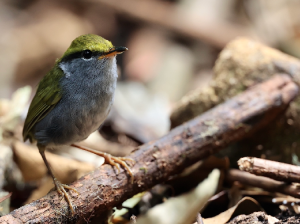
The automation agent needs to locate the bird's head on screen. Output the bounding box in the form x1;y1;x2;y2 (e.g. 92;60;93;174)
60;34;127;62
57;34;127;82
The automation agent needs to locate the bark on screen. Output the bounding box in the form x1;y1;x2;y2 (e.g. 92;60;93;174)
226;169;300;199
0;74;297;224
238;157;300;183
170;37;300;165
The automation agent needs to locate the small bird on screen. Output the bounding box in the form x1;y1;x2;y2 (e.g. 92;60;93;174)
23;34;133;214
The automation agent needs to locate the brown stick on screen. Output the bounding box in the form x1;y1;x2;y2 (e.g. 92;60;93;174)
226;169;300;198
238;157;300;183
0;74;297;223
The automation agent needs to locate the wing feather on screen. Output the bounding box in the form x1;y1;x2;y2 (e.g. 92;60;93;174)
23;65;63;142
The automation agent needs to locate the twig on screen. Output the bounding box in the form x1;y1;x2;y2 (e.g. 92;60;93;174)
0;74;297;223
238;157;300;183
226;169;300;198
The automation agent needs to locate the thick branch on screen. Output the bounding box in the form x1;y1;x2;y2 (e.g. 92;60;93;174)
0;74;298;223
226;169;300;198
238;157;300;183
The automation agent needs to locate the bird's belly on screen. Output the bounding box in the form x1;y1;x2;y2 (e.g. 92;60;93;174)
72;106;109;141
34;93;113;146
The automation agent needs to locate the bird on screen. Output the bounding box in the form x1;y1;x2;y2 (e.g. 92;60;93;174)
22;34;133;214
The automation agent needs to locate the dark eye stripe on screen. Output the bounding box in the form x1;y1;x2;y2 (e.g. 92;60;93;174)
60;50;104;62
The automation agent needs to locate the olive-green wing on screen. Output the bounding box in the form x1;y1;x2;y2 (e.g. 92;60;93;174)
23;65;63;142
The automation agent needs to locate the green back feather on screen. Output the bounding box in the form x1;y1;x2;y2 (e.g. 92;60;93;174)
23;64;63;142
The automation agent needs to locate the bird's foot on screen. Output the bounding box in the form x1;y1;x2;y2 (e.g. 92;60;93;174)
53;178;79;214
71;144;135;183
102;153;135;183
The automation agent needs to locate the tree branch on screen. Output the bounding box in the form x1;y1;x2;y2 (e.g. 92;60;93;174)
238;157;300;183
226;169;300;198
0;74;298;223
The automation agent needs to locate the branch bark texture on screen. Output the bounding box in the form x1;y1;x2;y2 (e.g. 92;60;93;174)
0;74;298;223
226;169;300;198
238;157;300;183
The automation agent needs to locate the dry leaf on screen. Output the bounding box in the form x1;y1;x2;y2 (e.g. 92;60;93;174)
203;197;265;224
135;169;220;224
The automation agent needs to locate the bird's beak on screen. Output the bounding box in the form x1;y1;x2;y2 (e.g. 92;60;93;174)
98;46;128;59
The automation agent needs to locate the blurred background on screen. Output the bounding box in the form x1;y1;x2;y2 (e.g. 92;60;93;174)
2;0;300;221
2;0;300;143
2;0;300;141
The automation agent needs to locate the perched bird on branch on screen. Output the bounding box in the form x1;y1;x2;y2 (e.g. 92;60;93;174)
23;34;133;214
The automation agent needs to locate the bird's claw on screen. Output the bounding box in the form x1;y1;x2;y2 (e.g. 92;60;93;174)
103;154;135;184
53;178;78;214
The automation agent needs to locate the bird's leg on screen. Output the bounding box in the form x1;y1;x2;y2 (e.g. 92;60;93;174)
37;144;79;214
71;143;135;183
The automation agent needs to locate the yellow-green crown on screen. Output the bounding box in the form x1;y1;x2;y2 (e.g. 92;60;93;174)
62;34;114;59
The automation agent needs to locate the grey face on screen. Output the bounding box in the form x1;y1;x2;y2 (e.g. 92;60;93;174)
34;52;118;146
60;51;116;86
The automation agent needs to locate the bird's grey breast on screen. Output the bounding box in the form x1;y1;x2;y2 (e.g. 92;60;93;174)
34;57;118;146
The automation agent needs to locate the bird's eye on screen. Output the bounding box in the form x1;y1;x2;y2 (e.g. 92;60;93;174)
82;50;92;60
